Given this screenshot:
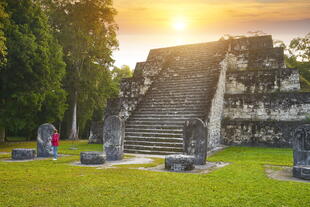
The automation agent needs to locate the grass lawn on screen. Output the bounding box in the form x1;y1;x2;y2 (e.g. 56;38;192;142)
0;142;309;207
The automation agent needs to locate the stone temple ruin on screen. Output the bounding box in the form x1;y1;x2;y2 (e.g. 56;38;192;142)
90;35;310;157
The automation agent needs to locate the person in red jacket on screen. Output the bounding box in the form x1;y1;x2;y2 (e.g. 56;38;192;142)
51;129;60;160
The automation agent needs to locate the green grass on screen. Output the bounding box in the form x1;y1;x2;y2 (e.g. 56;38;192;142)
5;137;28;142
0;140;101;155
0;142;309;207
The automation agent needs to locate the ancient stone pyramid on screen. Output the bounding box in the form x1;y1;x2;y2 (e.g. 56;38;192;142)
92;35;310;155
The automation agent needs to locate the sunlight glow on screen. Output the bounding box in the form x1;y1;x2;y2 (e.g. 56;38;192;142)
172;18;187;31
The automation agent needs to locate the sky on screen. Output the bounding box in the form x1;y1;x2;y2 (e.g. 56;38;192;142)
112;0;310;69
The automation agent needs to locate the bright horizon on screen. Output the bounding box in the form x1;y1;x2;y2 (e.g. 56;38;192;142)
112;0;310;69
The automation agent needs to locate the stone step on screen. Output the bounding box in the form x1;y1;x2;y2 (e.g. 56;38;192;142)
139;103;208;108
132;113;203;117
124;144;183;153
126;132;182;138
125;140;183;148
137;108;206;112
126;120;186;125
158;75;213;80
152;82;211;88
162;71;216;76
148;90;208;96
164;67;218;72
142;98;207;104
125;136;183;143
125;128;183;133
145;95;208;100
150;87;212;92
163;70;217;76
136;109;205;114
154;79;214;85
147;91;208;96
126;124;183;129
128;117;191;121
124;149;178;155
141;98;208;103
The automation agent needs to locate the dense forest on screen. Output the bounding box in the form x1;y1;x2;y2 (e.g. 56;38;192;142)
0;0;309;141
0;0;132;141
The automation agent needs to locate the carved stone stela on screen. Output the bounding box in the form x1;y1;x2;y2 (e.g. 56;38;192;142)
183;119;207;165
37;123;55;157
103;116;125;161
292;124;310;180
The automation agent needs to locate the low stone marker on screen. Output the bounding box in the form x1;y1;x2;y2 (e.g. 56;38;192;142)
103;115;125;161
12;148;36;160
292;124;310;180
37;123;55;157
183;118;207;165
165;154;195;171
80;151;106;165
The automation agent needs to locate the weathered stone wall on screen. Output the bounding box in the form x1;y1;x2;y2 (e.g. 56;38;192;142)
228;36;285;70
230;35;273;51
226;68;300;94
206;54;231;150
229;48;285;70
221;35;310;148
222;120;309;147
224;93;310;121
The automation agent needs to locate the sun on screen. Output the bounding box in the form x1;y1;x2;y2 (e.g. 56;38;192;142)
172;18;187;31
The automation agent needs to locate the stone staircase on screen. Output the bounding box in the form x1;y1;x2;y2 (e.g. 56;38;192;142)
92;35;310;154
124;54;220;154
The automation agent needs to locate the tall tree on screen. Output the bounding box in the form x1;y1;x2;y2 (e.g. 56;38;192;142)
0;2;8;142
0;0;66;139
46;0;118;139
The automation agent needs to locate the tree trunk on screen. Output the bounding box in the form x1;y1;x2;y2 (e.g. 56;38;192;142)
69;91;79;140
0;127;5;143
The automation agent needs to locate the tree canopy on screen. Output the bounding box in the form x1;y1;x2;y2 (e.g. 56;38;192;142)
0;2;7;67
0;0;66;137
46;0;119;139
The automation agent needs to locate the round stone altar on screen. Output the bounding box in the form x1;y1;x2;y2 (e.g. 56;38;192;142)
293;165;310;180
165;154;195;172
80;151;106;165
11;148;36;160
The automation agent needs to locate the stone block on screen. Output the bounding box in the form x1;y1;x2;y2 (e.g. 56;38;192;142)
292;124;310;179
12;148;36;160
293;166;310;180
37;123;55;157
183;118;207;165
80;151;106;165
103;115;125;161
165;154;195;171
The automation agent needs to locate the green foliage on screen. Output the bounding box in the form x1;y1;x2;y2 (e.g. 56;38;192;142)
1;145;310;206
289;33;310;62
111;65;133;93
285;33;310;91
46;0;119;137
299;76;310;92
112;65;133;83
0;0;66;138
0;2;8;67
